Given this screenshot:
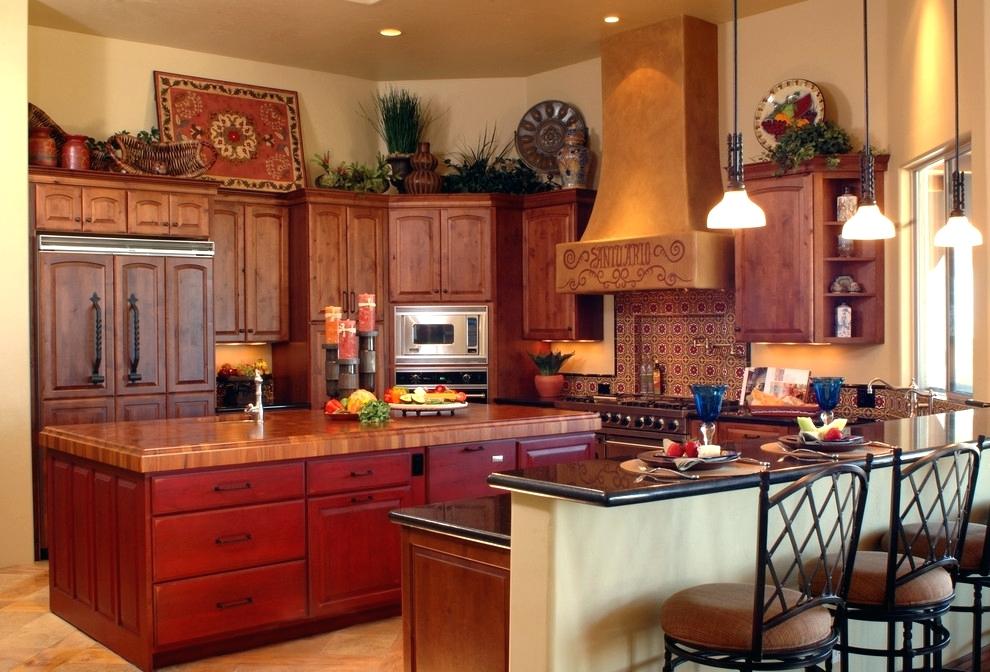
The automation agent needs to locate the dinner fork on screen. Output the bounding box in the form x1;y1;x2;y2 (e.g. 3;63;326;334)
633;466;700;482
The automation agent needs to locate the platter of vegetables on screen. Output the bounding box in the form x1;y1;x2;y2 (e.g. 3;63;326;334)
384;385;468;415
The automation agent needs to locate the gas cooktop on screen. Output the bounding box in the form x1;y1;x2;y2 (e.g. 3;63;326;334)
559;394;740;413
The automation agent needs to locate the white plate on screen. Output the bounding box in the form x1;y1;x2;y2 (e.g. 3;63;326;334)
389;401;468;411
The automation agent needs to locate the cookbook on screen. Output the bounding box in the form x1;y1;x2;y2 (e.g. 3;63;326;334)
740;367;811;406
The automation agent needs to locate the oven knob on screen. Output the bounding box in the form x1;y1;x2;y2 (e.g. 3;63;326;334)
621;415;632;426
599;412;610;423
410;373;422;384
609;413;621;424
643;416;656;428
634;416;645;428
668;419;680;432
462;373;472;384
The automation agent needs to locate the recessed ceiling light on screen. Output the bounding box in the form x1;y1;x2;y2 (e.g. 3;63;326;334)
379;28;402;37
604;15;620;24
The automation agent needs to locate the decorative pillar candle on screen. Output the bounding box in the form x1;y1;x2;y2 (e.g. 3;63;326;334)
338;319;358;359
323;305;342;344
357;293;376;332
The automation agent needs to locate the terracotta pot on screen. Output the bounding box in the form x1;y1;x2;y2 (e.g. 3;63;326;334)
29;127;58;166
61;134;90;170
534;374;565;399
405;142;442;194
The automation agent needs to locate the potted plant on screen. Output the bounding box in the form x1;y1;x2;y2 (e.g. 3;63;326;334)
765;120;853;174
311;151;391;193
361;87;430;192
528;349;574;399
443;126;557;194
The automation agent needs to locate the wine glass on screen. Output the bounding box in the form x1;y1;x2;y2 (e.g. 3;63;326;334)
810;377;844;425
691;384;728;446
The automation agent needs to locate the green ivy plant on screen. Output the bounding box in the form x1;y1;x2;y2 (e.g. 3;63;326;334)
312;152;391;193
528;350;574;375
766;121;853;174
442;126;557;195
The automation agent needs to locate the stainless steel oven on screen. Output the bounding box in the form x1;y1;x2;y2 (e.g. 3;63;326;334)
393;305;488;366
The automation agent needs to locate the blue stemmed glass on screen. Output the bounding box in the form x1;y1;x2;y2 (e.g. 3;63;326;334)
810;377;844;425
691;384;728;446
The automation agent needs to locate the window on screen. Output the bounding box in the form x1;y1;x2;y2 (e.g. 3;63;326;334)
913;146;974;395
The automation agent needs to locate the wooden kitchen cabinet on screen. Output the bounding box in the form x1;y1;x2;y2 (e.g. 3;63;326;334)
522;190;602;340
113;257;166;396
735;155;887;344
34;183;127;234
427;439;516;502
212;199;288;342
517;432;596;468
687;419;786;445
388;204;492;302
127;191;210;238
165;257;214;397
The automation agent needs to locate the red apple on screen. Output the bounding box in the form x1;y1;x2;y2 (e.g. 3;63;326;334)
665;442;684;457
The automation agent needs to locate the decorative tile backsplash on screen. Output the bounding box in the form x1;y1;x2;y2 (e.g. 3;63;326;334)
564;289;749;398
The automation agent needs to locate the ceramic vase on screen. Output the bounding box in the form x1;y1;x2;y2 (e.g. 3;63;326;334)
385;154;413;193
404;142;442;194
29;127;58;166
555;125;589;189
60;134;90;170
534;374;565;399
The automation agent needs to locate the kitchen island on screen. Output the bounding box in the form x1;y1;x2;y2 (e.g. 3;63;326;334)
486;410;990;672
38;405;598;671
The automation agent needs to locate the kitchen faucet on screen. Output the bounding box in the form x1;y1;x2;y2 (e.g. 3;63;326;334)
245;370;264;423
865;377;937;417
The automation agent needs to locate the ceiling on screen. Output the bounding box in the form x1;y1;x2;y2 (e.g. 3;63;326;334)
29;0;806;80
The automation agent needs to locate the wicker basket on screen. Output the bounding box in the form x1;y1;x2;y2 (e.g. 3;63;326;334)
28;103;67;158
107;133;218;178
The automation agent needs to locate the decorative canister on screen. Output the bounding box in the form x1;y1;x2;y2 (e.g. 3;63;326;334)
835;302;852;338
323;305;342;344
555;124;589;189
404;142;442;194
836;187;858;257
356;293;376;332
338;319;358;360
29;127;58;166
60;134;91;170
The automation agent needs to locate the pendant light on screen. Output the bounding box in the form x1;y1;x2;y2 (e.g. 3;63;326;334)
934;0;982;247
841;0;896;240
707;0;766;230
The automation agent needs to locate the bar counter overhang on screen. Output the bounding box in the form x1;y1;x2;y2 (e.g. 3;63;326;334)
491;409;990;672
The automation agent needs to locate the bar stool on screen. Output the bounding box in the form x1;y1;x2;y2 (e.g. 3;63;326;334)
839;444;981;670
659;461;871;671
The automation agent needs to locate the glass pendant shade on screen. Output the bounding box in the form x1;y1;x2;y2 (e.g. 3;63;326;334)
840;203;895;240
707;188;766;229
934;212;983;247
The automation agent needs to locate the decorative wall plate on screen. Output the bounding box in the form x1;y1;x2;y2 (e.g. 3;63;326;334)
754;78;826;150
514;100;585;173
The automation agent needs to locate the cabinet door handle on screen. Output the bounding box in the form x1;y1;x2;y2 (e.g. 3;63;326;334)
213;481;252;492
84;217;92;223
350;290;356;314
74;216;81;223
462;445;485;453
89;292;105;384
350;495;375;504
215;533;253;545
350;469;374;477
216;597;253;610
127;294;142;382
342;291;348;313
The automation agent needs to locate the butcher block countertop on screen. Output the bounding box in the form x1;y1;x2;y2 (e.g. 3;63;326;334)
38;405;600;473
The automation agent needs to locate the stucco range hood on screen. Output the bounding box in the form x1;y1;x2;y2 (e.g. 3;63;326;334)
556;16;734;294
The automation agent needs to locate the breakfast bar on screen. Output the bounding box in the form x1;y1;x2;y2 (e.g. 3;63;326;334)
37;405;598;670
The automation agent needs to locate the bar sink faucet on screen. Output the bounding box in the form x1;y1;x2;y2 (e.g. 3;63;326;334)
866;377;937;417
245;370;264;423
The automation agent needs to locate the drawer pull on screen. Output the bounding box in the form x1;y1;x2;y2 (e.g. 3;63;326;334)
462;446;485;453
216;597;253;610
213;481;252;492
743;433;761;439
350;495;374;504
214;533;253;545
491;455;504;463
350;469;374;477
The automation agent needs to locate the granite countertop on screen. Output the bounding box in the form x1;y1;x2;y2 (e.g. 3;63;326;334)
390;494;510;548
489;409;987;507
39;405;600;473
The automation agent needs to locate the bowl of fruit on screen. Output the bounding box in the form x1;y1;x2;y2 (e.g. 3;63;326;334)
384;385;468;415
777;417;866;452
324;389;391;425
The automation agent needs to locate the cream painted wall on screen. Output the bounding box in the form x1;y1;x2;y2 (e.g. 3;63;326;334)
0;0;35;568
28;26;380;179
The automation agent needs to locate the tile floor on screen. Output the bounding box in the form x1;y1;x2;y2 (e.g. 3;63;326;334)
0;563;402;671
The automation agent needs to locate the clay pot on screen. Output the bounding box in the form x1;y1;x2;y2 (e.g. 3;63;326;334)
404;142;442;194
534;374;565;399
29;127;58;166
61;134;91;170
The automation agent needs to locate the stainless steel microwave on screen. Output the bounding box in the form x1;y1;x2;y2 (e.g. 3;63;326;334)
393;305;488;366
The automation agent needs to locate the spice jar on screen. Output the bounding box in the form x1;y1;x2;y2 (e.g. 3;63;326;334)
357;293;376;332
29;128;58;166
323;305;342;344
61;134;90;170
338;319;358;359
